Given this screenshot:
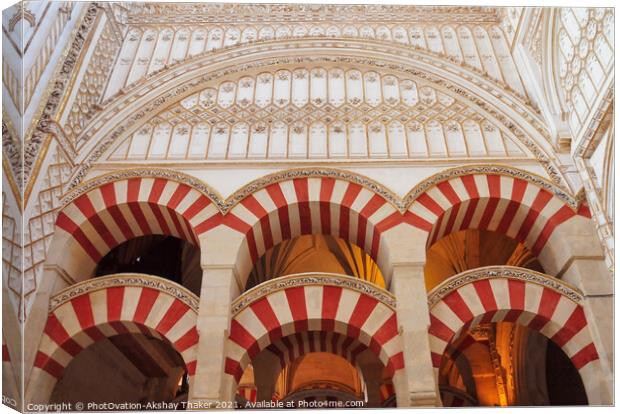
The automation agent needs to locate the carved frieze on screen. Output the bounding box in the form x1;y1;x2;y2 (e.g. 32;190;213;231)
231;272;396;316
49;273;200;313
427;265;585;308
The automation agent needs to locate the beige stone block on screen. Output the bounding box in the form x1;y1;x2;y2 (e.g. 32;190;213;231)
538;216;604;275
198;226;245;267
561;259;612;295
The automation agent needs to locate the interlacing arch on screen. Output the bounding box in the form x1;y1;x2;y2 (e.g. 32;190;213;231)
224;273;404;383
28;274;200;403
427;266;601;404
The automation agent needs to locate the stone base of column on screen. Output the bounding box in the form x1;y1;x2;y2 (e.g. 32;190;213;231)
408;390;440;407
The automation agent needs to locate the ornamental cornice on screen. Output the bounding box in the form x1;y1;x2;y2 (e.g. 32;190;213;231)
48;273;200;313
126;4;500;25
574;85;614;159
68;39;559;189
427;265;585;308
231;272;396;316
61;164;584;215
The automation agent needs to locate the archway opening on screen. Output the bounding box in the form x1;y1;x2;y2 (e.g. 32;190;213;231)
424;229;544;291
234;331;393;408
245;234;385;291
49;332;189;408
438;321;588;406
95;235;201;295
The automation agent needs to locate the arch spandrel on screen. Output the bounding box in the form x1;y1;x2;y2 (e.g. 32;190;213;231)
67;39;566;190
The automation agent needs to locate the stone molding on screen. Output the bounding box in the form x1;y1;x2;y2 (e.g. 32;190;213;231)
23;3;100;186
61;164;585;216
231;272;396;316
427;265;585;308
48;273;200;313
125;4;500;24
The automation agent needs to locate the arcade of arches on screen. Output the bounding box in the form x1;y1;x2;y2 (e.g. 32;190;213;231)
1;3;614;411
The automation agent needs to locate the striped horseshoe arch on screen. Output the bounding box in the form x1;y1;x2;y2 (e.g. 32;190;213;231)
29;274;199;402
427;266;600;403
54;174;219;274
226;176;401;271
224;273;404;383
404;172;590;255
265;331;372;369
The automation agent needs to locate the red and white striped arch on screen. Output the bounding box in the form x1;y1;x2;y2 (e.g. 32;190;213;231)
224;282;404;383
265;331;370;369
405;174;590;255
54;177;219;273
428;268;600;403
29;276;199;402
226;177;401;269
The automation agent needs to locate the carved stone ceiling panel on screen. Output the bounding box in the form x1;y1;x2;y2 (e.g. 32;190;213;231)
102;8;525;101
103;65;532;162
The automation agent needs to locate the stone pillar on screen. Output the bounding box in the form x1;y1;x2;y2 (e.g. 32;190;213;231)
379;224;439;407
251;352;281;402
188;227;244;406
391;264;438;407
356;352;384;408
538;216;613;405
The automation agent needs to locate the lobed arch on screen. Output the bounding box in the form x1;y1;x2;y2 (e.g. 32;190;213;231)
68;38;563;189
223;273;404;385
27;274;200;404
49;169;221;281
427;266;603;405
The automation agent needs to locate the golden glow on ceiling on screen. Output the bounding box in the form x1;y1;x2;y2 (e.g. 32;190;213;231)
424;229;543;291
247;235;385;289
275;352;363;399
